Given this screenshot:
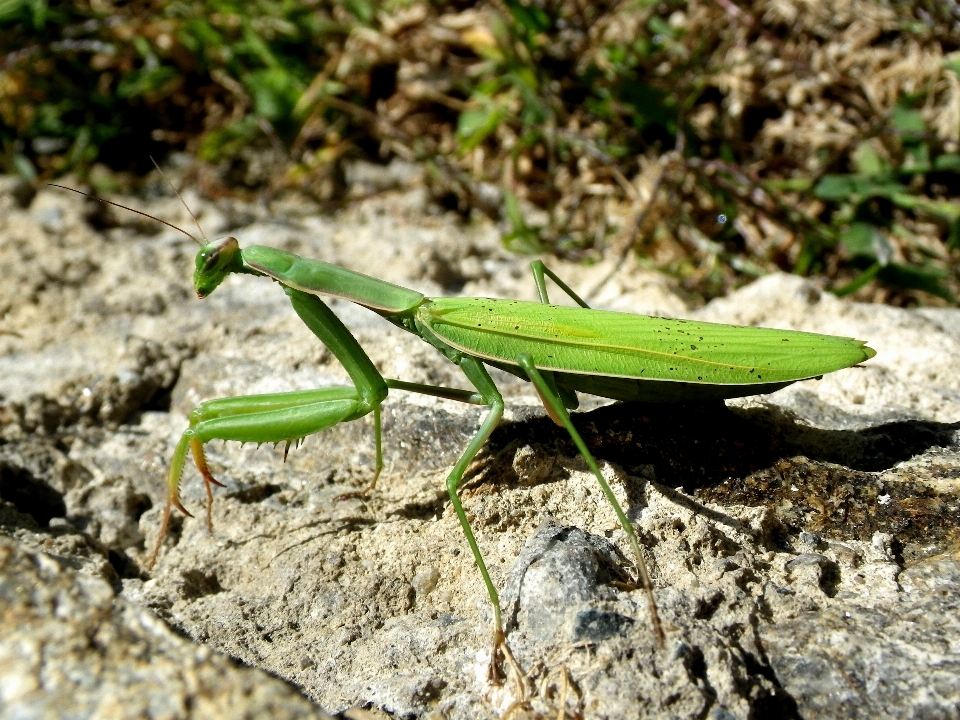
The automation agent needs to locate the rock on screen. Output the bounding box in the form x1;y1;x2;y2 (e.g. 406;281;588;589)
763;555;960;719
0;537;336;719
0;180;957;718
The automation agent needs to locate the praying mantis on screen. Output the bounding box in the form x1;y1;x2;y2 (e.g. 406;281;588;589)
55;183;875;670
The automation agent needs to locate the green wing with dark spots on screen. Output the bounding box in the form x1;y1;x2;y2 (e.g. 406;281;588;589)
418;297;875;385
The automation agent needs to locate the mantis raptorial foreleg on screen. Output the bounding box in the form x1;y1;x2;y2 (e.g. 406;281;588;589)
515;353;666;647
147;385;379;568
148;287;391;567
284;289;388;409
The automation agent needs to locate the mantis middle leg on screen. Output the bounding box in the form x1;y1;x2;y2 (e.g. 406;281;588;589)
439;357;514;663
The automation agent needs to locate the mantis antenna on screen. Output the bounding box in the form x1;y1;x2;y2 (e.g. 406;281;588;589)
51;157;208;245
149;156;208;243
47;183;204;246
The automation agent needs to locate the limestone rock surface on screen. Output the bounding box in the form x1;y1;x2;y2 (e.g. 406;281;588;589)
1;176;957;718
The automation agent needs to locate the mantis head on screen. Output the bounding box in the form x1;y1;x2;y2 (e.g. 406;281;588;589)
195;237;244;298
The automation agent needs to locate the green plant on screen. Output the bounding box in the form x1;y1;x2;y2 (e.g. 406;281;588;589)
810;103;959;301
0;0;369;178
3;0;958;304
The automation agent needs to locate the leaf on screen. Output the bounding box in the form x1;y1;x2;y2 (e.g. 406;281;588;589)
902;139;931;174
852;142;889;176
891;104;926;137
512;74;550;124
814;175;906;201
3;0;47;29
28;0;42;28
933;154;960;173
812;175;853;201
177;18;223;59
0;0;26;24
877;263;953;301
503;0;551;34
833;262;882;297
890;193;960;221
647;16;677;40
765;177;812;192
615;82;676;132
12;153;37;181
949;217;960;251
840;222;892;263
116;65;178;99
501;188;544;254
336;0;373;24
244;68;301;122
456;101;506;151
198;116;261;162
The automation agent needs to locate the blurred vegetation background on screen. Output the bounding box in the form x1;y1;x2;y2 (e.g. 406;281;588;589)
2;0;959;304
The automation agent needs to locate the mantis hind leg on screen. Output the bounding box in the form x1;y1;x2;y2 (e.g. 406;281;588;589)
147;387;375;569
515;354;666;648
530;260;590;308
529;261;584;411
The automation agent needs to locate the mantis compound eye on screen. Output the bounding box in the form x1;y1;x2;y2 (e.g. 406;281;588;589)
201;249;220;273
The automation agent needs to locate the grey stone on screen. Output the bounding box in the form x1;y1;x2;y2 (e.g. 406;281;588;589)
0;537;335;719
763;556;960;719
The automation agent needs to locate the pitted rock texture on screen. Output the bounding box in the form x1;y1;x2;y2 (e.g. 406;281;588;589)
1;177;958;718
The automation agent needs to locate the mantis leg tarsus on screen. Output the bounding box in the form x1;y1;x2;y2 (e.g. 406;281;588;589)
203;482;214;533
372;403;383;482
516;354;666;649
146;498;174;570
190;437;223;532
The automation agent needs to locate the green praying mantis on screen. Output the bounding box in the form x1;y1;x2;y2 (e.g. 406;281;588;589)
55;182;875;668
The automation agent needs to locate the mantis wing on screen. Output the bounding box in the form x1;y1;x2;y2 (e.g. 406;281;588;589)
418;297;875;387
